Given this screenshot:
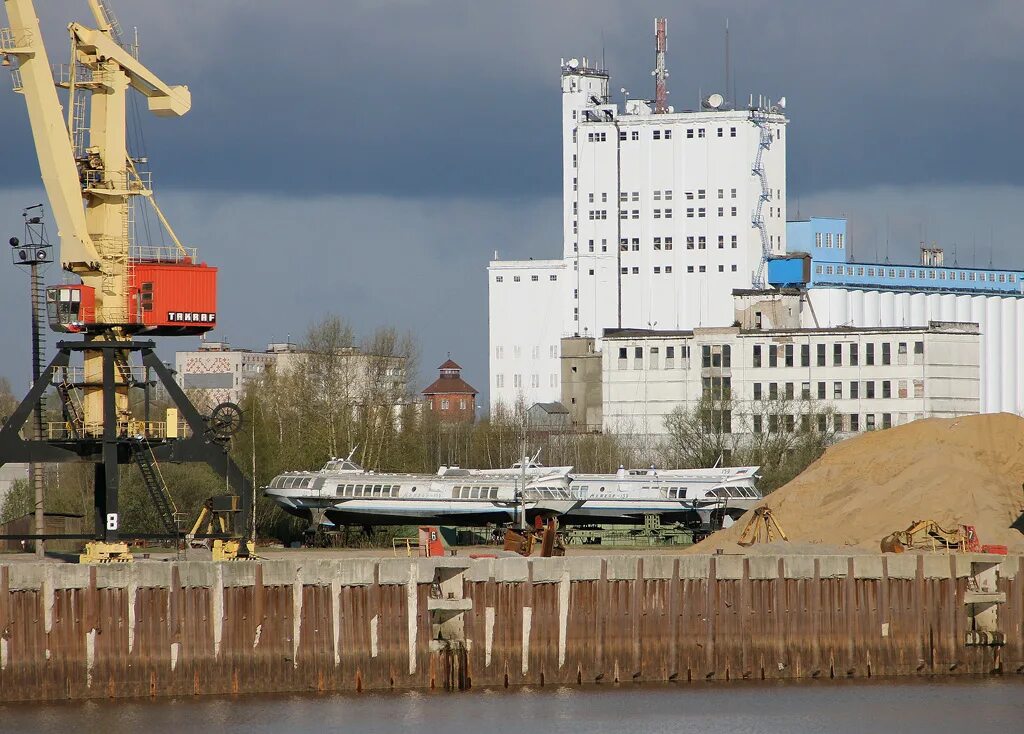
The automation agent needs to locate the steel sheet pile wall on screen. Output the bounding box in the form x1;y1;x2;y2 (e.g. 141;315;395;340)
0;553;1020;702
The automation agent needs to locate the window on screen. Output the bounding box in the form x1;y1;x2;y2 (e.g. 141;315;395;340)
687;128;694;138
513;275;521;282
654;267;661;274
665;129;672;139
817;343;826;366
769;382;779;400
631;130;639;141
834;381;842;399
753;382;762;400
850;414;860;432
686;237;694;250
717;127;723;137
833;343;842;366
785;383;794;400
531;275;539;282
866;414;876;431
495;276;503;283
882;380;891;399
753;344;762;368
753;415;763;433
665;266;673;273
698;236;706;249
731;207;737;216
865;381;875;399
687;208;695;218
818;414;828;433
698;208;706;218
882;413;892;429
800;343;810;367
654;237;662;250
653;130;661;140
718;235;725;249
850;381;859;399
801;381;811;400
849;343;859;366
698;128;706;138
665;208;673;219
865;342;875;366
769;344;778;368
914;341;924;364
730;127;737;137
665;237;673;250
784;344;794;367
654;209;661;219
817;381;826;400
882;342;891;365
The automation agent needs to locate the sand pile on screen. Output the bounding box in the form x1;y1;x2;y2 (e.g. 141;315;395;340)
691;413;1024;554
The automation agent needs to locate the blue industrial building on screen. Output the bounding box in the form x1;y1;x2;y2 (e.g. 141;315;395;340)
771;217;1024;296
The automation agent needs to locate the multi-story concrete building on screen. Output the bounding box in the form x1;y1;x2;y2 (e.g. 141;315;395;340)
174;339;277;409
773;217;1024;414
600;320;980;440
175;339;409;411
489;40;786;411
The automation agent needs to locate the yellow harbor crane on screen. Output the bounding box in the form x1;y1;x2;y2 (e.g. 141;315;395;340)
0;0;251;561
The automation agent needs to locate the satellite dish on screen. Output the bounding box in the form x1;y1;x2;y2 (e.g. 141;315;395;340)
568;58;580;69
703;93;725;109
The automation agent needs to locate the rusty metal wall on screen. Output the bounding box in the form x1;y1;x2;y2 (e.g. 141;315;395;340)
0;554;1019;702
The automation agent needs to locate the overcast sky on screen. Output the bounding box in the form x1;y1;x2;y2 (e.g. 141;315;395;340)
2;0;1024;403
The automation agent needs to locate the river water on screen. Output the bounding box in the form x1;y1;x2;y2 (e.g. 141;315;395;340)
2;678;1022;733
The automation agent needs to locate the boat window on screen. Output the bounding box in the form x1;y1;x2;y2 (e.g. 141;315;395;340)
391;486;399;497
726;487;743;498
489;488;498;499
354;484;364;497
469;488;479;499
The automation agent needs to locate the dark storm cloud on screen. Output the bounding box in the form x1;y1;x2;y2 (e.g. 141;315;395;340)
4;1;1024;197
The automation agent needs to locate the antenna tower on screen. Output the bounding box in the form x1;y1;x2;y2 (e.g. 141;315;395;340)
653;18;668;113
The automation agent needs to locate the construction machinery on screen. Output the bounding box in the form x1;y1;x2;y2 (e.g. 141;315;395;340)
0;0;252;560
880;520;981;554
737;506;789;546
187;495;255;561
503;517;565;557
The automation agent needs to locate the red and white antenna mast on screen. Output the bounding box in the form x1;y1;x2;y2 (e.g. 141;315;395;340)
653;17;668;113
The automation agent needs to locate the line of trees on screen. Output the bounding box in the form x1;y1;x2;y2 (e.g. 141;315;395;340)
0;315;841;542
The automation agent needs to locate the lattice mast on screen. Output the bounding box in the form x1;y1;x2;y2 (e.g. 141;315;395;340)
653;18;668;113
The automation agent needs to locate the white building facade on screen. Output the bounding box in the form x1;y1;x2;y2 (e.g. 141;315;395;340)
602;322;981;441
489;51;787;411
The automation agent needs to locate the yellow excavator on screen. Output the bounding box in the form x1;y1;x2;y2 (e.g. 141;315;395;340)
880;520;979;554
187;495;256;561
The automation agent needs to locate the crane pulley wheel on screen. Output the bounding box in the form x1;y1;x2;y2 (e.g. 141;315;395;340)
209;402;243;438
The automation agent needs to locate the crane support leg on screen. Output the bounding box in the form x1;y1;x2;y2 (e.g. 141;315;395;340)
0;339;252;559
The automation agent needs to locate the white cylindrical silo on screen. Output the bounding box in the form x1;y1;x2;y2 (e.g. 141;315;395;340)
972;296;987;409
864;290;881;327
985;296;1001;412
939;293;956;322
849;289;865;325
910;292;926;326
829;288;848;326
1000;298;1016;414
880;290;896;327
955;294;971;323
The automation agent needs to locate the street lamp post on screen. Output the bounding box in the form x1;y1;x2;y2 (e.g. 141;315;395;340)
10;205;53;558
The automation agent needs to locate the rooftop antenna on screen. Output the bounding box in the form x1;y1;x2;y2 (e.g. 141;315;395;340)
724;19;731;108
601;28;606;71
653;18;668;113
884;213;890;264
989;225;994;267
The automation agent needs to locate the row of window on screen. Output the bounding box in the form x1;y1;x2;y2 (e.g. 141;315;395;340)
452;486;501;500
751;379;924;401
752;341;924;368
815;264;1018;284
814;232;845;248
495;373;560;389
618;263;741;276
494;345;559;360
750;412;895;434
610;341;930;371
494;274;559;283
581;126;741;143
336;483;402;498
